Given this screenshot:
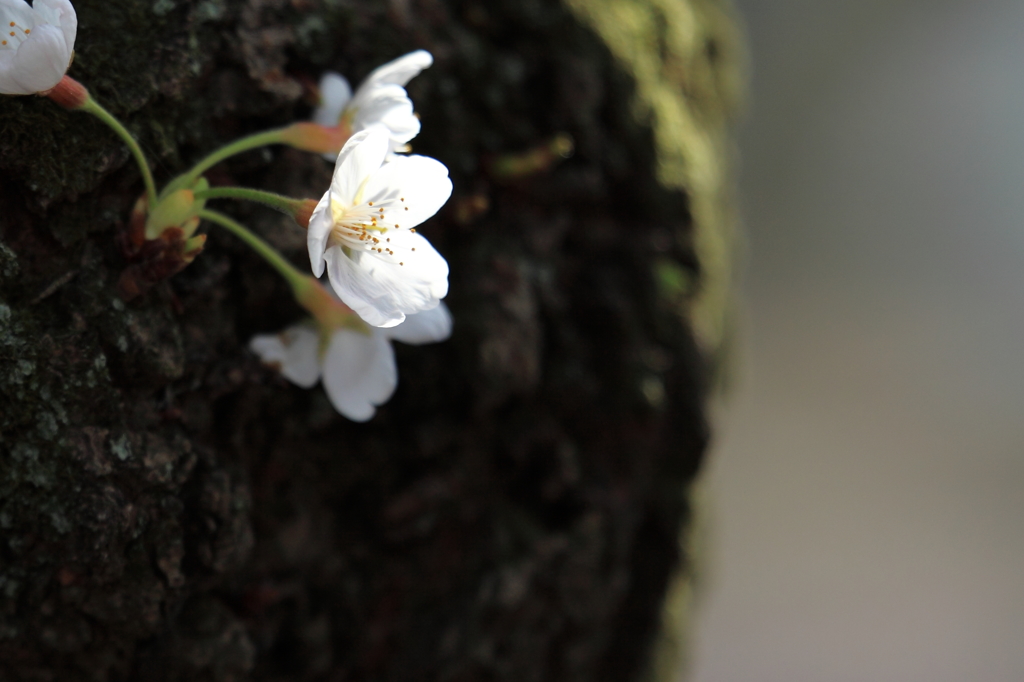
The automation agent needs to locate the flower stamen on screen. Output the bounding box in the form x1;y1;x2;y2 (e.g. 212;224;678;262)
328;193;413;258
1;17;36;49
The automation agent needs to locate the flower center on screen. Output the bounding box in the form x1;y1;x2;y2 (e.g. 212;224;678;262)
328;197;415;266
0;19;33;49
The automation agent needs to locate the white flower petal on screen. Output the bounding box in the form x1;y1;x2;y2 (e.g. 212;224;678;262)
249;324;322;388
350;84;421;145
0;0;38;29
384;302;453;345
308;129;387;277
329;128;390;205
324;230;449;329
313;71;352;128
0;50;28;95
361;50;433;90
361;154;453;229
33;0;76;48
321;328;397;422
10;23;70;93
306;190;333;278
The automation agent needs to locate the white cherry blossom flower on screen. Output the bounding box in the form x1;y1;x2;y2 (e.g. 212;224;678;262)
312;49;433;160
0;0;76;95
307;128;452;329
250;303;452;422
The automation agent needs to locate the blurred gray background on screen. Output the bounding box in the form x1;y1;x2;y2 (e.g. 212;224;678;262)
690;1;1024;680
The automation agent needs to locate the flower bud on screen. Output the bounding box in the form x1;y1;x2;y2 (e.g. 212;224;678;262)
279;122;346;155
118;178;211;299
44;74;87;109
145;188;197;240
182;233;207;262
293;198;319;229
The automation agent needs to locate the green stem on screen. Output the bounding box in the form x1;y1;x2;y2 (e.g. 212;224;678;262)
165;129;291;198
199;209;306;292
194;186;306;216
79;96;158;206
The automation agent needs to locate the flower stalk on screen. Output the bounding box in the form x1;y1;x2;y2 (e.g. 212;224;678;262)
197;209;362;331
76;93;159;206
198;209;307;292
165;123;345;197
193;186;314;225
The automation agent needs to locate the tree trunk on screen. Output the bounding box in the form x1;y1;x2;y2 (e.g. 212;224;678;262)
0;0;741;680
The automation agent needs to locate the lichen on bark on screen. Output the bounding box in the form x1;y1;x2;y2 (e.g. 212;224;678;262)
0;0;740;680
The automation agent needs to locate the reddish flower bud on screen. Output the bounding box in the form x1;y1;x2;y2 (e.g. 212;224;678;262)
293;198;319;229
279;122;346;155
44;75;88;110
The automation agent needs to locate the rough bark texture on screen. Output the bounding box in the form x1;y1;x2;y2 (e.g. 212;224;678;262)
0;0;740;680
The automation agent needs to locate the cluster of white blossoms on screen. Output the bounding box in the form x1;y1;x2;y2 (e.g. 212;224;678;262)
252;52;453;420
0;0;76;95
0;0;452;423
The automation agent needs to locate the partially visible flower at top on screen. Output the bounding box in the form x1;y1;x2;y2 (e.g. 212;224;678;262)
308;128;452;329
0;0;76;95
250;302;452;422
312;49;433;160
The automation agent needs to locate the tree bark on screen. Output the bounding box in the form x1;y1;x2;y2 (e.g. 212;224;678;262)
0;0;741;680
